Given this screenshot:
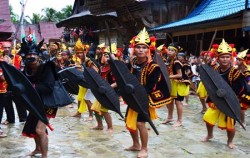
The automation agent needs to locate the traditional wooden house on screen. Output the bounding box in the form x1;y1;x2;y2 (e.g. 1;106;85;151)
57;0;201;46
13;22;64;43
0;0;14;41
0;0;64;43
150;0;250;55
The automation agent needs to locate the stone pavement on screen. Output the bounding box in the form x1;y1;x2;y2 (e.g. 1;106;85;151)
0;95;250;158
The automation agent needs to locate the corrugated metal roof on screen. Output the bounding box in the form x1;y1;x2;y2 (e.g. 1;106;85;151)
0;0;13;33
150;0;250;31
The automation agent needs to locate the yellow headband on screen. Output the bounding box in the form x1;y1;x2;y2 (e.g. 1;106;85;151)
168;46;178;51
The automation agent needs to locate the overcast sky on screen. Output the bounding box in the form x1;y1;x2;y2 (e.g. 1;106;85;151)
9;0;75;17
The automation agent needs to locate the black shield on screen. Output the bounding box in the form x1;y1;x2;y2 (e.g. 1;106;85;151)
199;64;245;129
58;67;88;94
153;52;171;92
83;65;124;118
109;59;159;135
0;61;53;130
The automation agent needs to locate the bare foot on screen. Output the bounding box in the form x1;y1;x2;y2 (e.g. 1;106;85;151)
228;142;237;149
172;121;182;127
26;149;41;156
1;120;9;125
91;126;103;130
137;149;148;158
125;145;141;151
104;128;113;134
71;112;81;118
161;119;174;124
85;116;93;122
201;135;213;142
66;104;74;108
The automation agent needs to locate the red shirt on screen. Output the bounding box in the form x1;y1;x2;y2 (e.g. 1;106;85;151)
0;69;7;93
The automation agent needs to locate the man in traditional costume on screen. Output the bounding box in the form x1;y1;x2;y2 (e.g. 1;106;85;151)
72;39;88;118
0;42;15;125
61;44;75;67
236;49;250;127
19;36;57;157
202;39;248;149
94;43;105;65
177;52;192;106
126;28;171;158
162;43;189;127
91;43;118;131
196;49;217;113
156;44;168;62
84;51;99;122
49;42;60;57
0;44;8;138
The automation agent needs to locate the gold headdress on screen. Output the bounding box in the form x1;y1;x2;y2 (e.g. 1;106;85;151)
134;27;150;47
104;43;117;54
130;27;157;51
217;39;232;56
237;49;249;60
129;27;157;63
168;42;182;52
74;38;85;53
101;43;118;64
157;44;164;51
16;43;21;50
97;43;105;49
61;43;67;51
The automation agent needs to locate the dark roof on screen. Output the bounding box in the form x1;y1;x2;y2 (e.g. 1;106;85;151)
0;0;13;33
150;0;250;31
56;7;117;28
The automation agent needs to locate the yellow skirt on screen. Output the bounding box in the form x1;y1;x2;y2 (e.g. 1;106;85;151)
203;103;235;131
78;86;88;113
196;82;207;99
170;79;189;98
77;86;86;101
91;100;108;115
126;107;157;132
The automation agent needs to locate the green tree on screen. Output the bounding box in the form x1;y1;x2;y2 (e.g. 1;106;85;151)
42;8;57;22
25;13;43;24
9;5;20;23
54;5;73;22
55;11;65;22
61;5;73;18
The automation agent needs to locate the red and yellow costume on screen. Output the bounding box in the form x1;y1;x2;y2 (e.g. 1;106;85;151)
0;46;7;94
73;39;88;113
236;49;250;110
0;69;7;94
167;50;189;100
91;44;117;115
126;28;171;132
203;39;246;131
